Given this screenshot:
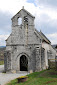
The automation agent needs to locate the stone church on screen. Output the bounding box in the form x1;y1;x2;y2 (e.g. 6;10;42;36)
4;7;56;72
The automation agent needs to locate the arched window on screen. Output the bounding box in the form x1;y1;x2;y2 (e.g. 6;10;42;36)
18;17;22;25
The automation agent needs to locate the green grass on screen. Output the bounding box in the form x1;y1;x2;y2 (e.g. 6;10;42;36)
0;60;4;65
6;69;57;85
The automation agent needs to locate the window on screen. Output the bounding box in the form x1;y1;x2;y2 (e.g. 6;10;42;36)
18;17;22;25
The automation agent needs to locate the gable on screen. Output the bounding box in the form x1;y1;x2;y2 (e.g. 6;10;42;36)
6;8;42;45
11;8;35;27
11;8;35;20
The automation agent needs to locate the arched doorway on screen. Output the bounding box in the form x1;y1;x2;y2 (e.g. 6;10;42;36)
20;55;28;71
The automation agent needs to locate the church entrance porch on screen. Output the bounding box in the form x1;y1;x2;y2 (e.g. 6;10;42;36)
20;55;28;71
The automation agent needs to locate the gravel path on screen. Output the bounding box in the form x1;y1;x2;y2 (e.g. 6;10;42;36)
0;65;28;85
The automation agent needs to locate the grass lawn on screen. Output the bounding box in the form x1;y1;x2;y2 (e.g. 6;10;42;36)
6;69;57;85
0;60;4;65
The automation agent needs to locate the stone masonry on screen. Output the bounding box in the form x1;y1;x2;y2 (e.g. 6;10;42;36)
4;7;56;72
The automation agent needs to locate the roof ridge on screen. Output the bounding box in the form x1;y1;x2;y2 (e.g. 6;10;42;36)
22;9;35;18
40;31;51;43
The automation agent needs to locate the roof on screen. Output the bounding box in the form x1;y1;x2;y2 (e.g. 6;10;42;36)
35;29;51;44
34;29;41;39
39;31;51;44
11;8;35;20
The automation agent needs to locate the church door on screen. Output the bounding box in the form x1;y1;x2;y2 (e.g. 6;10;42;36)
20;55;28;71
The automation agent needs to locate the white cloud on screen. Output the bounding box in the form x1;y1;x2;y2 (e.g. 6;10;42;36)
0;35;9;40
0;0;36;15
46;33;57;44
0;0;57;20
0;0;57;19
42;8;57;19
35;0;57;19
0;0;27;14
35;0;57;8
0;35;9;46
0;0;57;45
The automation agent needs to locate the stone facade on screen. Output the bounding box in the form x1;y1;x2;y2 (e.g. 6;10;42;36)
4;7;56;72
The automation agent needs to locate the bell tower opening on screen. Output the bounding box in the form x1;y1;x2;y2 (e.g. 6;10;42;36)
18;17;22;25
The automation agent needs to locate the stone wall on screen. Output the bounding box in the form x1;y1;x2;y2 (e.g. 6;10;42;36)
35;47;41;71
4;51;11;71
41;48;46;70
5;8;55;72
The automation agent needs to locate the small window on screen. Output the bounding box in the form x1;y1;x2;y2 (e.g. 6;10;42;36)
18;17;22;25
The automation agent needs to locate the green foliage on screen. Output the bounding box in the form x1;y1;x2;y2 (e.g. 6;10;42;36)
48;59;56;69
6;69;57;85
0;60;4;65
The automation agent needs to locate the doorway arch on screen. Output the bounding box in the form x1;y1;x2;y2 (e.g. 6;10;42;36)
20;55;28;71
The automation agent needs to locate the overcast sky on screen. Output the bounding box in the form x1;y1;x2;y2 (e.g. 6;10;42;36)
0;0;57;46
